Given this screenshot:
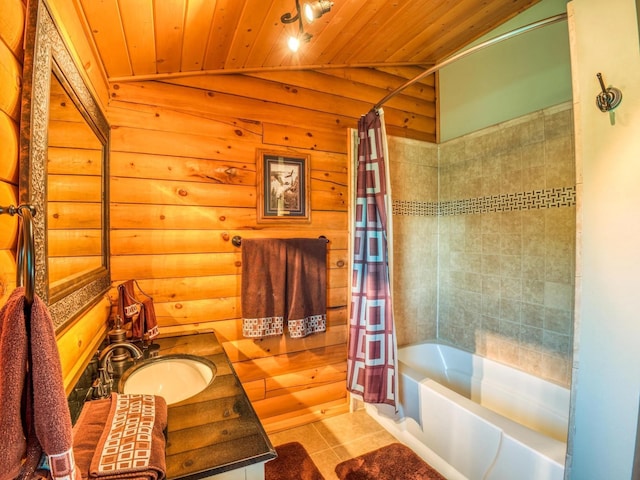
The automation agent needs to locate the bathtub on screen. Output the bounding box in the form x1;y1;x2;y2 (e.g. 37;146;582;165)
365;342;569;480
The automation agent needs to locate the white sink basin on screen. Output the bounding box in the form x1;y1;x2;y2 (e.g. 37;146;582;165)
119;354;216;405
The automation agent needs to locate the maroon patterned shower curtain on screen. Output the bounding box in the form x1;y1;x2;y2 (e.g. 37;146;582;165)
347;109;397;407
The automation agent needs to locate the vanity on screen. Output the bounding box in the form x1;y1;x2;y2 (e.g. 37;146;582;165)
135;331;276;480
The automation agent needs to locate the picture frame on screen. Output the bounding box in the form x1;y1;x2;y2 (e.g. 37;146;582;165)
257;149;310;223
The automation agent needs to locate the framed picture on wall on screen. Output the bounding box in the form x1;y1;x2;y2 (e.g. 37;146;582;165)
257;149;310;223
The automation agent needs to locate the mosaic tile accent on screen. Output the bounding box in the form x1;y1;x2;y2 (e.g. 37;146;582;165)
393;186;575;217
392;200;439;216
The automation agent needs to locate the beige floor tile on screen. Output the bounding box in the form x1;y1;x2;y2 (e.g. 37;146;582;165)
310;448;342;480
268;423;331;454
310;409;386;447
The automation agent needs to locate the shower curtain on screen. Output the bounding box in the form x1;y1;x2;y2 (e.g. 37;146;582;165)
347;109;397;408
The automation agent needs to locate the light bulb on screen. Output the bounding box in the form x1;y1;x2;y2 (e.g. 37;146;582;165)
288;35;300;52
303;3;315;23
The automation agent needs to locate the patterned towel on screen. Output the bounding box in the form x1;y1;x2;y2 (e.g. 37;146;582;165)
73;393;167;480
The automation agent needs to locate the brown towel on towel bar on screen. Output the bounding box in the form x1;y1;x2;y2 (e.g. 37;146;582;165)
0;287;80;480
285;238;327;338
241;238;327;338
73;393;168;480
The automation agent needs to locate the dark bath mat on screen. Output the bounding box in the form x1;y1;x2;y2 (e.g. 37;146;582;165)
265;441;325;480
335;442;446;480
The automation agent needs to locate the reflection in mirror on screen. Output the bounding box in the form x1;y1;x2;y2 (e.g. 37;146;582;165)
47;74;104;297
20;0;110;331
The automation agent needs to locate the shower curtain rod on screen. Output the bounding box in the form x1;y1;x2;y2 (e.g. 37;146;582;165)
372;12;569;111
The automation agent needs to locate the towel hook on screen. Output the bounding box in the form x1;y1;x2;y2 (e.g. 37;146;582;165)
596;72;622;113
1;204;36;306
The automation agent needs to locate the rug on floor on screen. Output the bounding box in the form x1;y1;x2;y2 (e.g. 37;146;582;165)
264;441;325;480
335;442;446;480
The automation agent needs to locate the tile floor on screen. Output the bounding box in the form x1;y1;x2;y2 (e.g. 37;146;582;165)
267;409;399;480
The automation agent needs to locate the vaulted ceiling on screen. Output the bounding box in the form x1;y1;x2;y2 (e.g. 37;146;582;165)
77;0;541;82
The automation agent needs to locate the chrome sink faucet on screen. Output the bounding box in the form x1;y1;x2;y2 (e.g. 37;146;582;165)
92;342;143;399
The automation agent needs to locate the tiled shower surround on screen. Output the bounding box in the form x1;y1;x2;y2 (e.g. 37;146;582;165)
389;103;575;386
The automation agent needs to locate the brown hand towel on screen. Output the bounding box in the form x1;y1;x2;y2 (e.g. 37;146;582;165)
284;239;327;338
73;393;167;480
0;287;80;480
241;239;288;337
117;281;159;340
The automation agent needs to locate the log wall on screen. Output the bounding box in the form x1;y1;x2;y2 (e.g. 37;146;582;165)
108;68;435;432
0;0;25;306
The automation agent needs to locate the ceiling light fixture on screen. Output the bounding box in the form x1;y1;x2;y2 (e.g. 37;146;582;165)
303;1;333;23
281;0;332;52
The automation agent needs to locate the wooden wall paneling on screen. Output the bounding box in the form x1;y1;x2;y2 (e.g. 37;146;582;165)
108;77;351;431
264;362;348;399
260;398;349;434
57;296;111;394
232;344;348;383
180;0;216;73
321;68;436;103
110;228;348;255
110;81;355;132
111;125;260;162
0;0;22;307
163;75;434;134
250;381;347;425
262;122;348;154
108;102;263;141
48;146;102;175
111;177;256;208
117;0;156;76
249;69;436;118
0;182;18;250
0;111;19;182
0;0;25;59
111;252;241;279
111;203;256;230
110;151;256;186
111;203;346;231
223;1;274;70
75;0;131;78
0;39;22;121
47;0;110;108
153;0;185;75
201;0;245;71
0;249;17;306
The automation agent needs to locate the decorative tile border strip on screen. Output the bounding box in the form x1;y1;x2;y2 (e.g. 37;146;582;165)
393;186;576;217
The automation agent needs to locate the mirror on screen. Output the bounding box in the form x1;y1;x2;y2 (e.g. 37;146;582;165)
19;0;110;331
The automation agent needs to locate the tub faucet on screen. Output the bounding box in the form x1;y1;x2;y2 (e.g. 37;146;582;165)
93;342;143;399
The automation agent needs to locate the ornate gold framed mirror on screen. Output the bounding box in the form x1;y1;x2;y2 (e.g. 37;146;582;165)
19;0;110;331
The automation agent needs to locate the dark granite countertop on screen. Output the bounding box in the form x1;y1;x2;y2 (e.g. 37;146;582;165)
122;331;276;479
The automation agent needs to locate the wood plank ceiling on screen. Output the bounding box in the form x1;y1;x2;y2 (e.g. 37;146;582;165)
78;0;540;82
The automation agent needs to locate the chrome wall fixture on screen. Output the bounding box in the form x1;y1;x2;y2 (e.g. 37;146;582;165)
0;204;36;306
595;72;622;113
281;0;334;52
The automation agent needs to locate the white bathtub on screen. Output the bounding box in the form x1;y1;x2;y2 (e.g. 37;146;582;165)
365;342;569;480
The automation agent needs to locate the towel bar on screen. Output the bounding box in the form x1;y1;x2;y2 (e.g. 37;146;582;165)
232;235;328;247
